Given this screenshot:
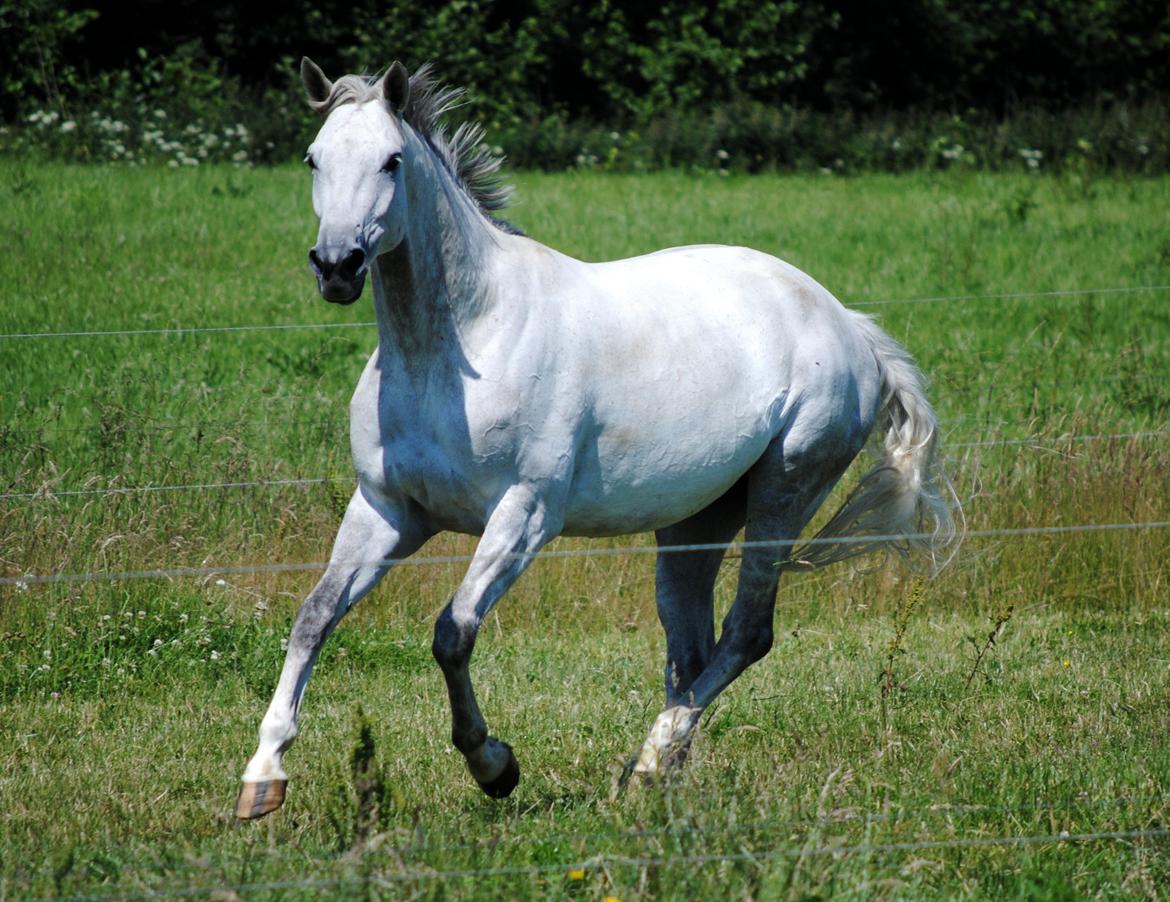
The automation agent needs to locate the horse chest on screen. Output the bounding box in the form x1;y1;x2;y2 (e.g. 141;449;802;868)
348;367;522;531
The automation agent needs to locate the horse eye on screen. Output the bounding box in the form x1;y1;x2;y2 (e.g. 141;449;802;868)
381;153;402;174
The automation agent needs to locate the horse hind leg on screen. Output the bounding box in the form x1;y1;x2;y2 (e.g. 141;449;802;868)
632;432;863;779
654;476;748;709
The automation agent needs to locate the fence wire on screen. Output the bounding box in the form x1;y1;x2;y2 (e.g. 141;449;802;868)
40;825;1170;901
6;254;1169;902
3;428;1166;503
3;519;1168;588
2;284;1167;342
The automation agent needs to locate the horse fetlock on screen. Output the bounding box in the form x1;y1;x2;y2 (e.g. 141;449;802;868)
470;738;520;799
633;705;702;777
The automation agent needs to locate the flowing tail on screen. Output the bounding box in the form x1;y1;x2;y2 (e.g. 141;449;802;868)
789;311;961;573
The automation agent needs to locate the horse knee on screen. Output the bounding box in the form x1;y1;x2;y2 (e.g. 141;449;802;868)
288;592;339;649
431;607;475;672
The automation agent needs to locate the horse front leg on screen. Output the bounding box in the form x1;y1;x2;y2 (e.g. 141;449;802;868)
431;486;557;799
236;488;427;819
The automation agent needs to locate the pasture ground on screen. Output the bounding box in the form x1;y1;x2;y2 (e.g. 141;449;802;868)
1;163;1169;898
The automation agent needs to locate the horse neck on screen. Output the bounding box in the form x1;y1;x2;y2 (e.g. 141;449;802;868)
370;134;502;358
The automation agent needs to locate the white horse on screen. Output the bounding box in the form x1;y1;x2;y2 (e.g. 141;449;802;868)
236;59;956;818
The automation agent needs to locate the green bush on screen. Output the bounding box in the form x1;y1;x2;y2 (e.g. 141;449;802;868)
493;100;1168;175
1;0;1167;172
0;41;312;166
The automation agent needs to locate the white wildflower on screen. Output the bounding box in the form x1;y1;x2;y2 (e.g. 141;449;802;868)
1019;148;1043;170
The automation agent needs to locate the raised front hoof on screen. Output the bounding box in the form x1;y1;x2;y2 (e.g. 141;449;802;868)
476;744;520;799
236;779;287;820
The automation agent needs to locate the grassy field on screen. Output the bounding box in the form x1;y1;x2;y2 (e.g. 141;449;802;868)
1;162;1169;899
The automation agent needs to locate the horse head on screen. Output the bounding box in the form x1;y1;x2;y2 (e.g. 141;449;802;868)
301;58;411;304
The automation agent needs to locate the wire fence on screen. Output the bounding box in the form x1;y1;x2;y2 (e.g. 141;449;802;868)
850;283;1170;307
3;428;1167;503
1;283;1167;343
1;319;1165;900
194;789;1170;862
38;823;1170;901
5;220;1169;901
9;372;1163;455
23;782;1170;888
3;519;1168;588
3;280;1167;587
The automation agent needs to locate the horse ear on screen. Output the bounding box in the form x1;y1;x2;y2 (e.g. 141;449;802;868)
301;57;333;109
383;61;410;114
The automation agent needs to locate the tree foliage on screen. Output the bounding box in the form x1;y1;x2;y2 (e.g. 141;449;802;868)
5;0;1168;121
1;0;1166;170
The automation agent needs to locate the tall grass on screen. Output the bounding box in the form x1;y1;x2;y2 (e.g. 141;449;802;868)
1;163;1168;898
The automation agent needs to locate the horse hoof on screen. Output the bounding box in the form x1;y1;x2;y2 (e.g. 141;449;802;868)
477;744;520;799
236;779;287;819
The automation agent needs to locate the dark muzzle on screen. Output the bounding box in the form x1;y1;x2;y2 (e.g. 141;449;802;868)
308;246;367;304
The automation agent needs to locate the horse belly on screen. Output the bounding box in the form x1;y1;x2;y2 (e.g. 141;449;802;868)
560;389;787;536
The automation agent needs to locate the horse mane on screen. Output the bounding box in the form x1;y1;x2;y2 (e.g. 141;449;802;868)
309;64;517;232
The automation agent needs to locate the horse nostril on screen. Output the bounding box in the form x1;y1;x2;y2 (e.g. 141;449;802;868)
308;248;329;278
337;248;366;280
309;246;364;284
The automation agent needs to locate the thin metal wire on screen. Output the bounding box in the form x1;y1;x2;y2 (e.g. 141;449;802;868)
951;429;1170;449
22;790;1167;889
852;284;1170;307
40;825;1170;899
370;827;1170;882
3;284;1167;342
3;519;1167;587
267;791;1170;862
0;321;374;341
0;475;348;501
44;877;361;901
4;429;1165;503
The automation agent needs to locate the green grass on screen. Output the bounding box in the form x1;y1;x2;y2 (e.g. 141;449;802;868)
1;162;1169;898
